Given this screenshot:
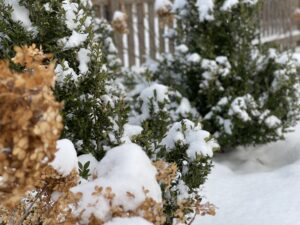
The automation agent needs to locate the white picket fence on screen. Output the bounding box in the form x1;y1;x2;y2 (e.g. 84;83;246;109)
93;0;300;67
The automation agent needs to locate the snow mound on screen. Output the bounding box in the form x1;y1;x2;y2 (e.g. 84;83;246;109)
71;143;162;223
50;139;78;177
103;217;154;225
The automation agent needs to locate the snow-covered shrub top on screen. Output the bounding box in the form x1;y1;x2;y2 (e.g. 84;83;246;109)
161;119;218;159
70;143;162;224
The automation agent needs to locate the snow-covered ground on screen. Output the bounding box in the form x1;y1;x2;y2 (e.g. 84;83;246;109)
196;123;300;225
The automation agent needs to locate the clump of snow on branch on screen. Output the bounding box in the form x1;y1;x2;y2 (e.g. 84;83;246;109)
196;0;214;21
50;139;78;177
4;0;34;32
77;48;91;74
161;119;219;159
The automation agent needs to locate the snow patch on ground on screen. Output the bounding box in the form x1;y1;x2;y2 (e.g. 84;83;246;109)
196;123;300;225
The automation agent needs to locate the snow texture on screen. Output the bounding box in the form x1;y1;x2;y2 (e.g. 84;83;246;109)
196;122;300;225
161;119;218;159
196;0;214;22
50;139;78;177
4;0;34;32
103;217;154;225
71;144;162;223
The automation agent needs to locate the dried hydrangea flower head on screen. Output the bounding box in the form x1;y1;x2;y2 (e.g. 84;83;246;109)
0;44;63;207
112;11;129;34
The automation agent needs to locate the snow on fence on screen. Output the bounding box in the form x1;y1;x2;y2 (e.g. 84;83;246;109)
93;0;300;67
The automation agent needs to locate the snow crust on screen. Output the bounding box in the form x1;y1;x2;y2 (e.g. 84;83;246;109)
71;143;162;223
50;139;78;177
196;123;300;225
103;217;154;225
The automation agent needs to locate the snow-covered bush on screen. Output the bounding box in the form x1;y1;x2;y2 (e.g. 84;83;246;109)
0;0;127;158
122;67;218;224
155;0;300;150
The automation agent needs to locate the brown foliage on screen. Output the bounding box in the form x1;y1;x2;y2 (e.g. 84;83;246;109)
0;44;63;207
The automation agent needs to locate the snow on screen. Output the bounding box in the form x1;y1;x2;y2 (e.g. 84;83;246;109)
113;11;126;21
175;44;189;54
78;153;98;179
155;0;172;11
71;143;162;223
121;124;143;143
139;83;169;121
265;115;281;128
228;96;251;122
62;0;79;31
161;119;218;159
50;139;78;177
4;0;34;32
196;0;214;22
103;217;154;225
195;123;300;225
55;61;78;83
187;53;201;63
77;48;91;74
221;0;238;11
173;0;187;10
63;30;88;49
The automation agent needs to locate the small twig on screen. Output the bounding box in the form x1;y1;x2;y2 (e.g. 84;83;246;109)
187;212;197;225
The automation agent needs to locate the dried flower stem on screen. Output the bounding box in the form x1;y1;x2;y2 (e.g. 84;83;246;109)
16;187;47;225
